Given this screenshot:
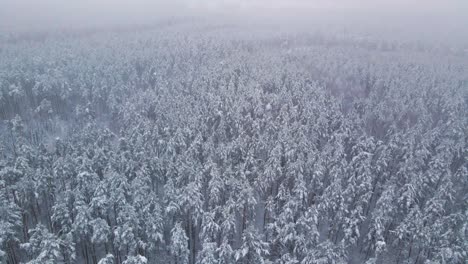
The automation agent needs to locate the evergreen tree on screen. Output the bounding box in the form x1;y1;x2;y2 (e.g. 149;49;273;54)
171;222;189;264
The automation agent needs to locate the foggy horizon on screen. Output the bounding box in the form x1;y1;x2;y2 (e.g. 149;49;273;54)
2;0;467;33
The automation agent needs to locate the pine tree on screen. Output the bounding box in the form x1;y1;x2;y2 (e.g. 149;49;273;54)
97;254;114;264
114;204;139;256
170;222;189;264
301;240;346;264
196;241;217;264
217;238;234;264
122;254;148;264
90;218;110;244
235;226;269;264
0;179;22;264
21;224;72;264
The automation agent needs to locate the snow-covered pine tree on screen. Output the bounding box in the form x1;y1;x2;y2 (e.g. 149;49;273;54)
171;222;189;264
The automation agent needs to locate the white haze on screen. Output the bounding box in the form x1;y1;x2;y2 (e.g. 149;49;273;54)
1;0;468;47
1;1;467;27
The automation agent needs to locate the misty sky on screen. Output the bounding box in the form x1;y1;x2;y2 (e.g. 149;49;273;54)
1;0;467;33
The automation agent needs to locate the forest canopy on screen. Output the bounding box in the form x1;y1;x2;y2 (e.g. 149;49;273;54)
0;14;467;264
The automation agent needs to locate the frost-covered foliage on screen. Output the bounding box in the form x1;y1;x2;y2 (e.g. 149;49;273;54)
0;19;467;264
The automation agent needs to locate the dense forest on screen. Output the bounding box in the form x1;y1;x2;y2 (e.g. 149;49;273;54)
0;20;467;264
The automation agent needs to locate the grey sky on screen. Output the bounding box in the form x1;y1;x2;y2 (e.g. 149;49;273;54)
1;0;467;32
